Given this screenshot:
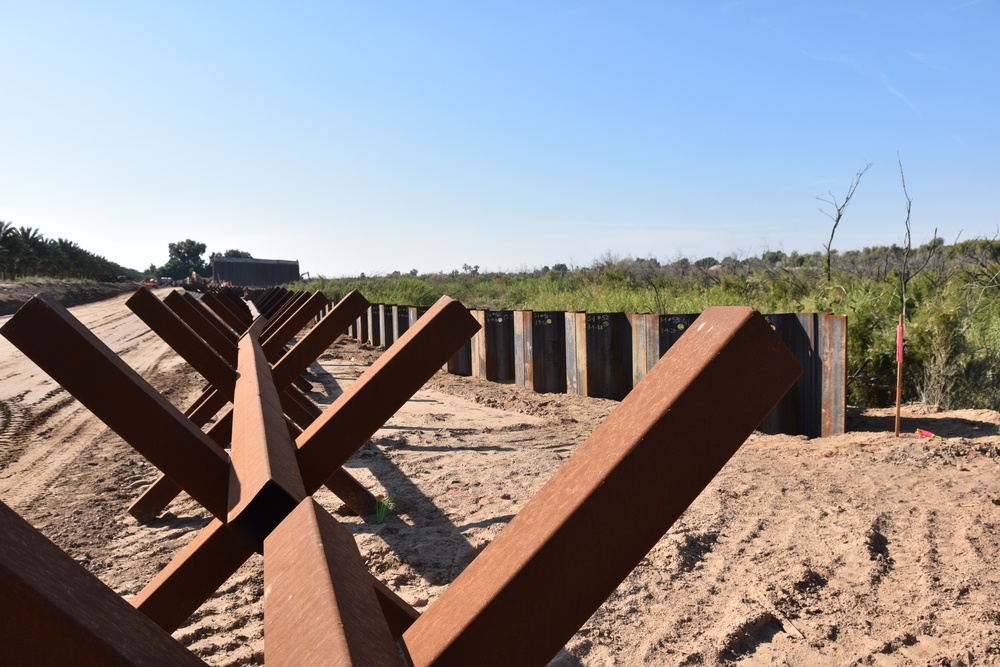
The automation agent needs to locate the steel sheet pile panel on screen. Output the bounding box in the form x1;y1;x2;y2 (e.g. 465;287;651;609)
264;499;403;666
379;304;395;347
658;314;698;356
408;306;431;327
393;305;410;341
353;312;369;343
756;313;847;438
0;500;206;666
820;313;848;436
0;294;231;519
514;311;566;393
402;307;802;666
471;310;515;383
366;305;381;346
630;313;656;385
583;312;633;400
446;338;472;376
564;312;584;395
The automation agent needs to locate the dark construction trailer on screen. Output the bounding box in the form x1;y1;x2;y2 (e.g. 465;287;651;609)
212;257;301;287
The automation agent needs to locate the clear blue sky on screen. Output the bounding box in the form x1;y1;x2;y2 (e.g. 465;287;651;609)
2;2;996;277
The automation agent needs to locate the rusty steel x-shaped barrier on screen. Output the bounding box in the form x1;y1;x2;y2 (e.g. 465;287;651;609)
1;294;800;665
124;287;379;521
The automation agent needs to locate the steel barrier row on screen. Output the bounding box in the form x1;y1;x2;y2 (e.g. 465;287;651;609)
2;301;798;664
400;306;801;665
128;289;374;521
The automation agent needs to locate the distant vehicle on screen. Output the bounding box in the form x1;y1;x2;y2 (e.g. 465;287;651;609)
159;277;174;287
143;279;158;288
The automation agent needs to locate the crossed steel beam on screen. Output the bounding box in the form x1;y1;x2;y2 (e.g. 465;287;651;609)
1;296;800;665
123;287;376;521
1;290;480;634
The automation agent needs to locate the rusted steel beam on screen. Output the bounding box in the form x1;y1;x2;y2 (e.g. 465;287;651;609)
268;289;305;322
270;290;370;390
217;286;253;322
131;292;372;523
164;290;238;366
0;500;206;665
264;499;403;666
402;307;802;666
183;291;239;341
261;291;330;361
296;296;481;494
226;328;307;550
323;467;378;518
128;407;234;522
126;287;238;396
202;291;251;332
280;385;322;425
186;387;230;426
260;288;294;320
0;294;231;519
131;519;255;632
258;292;306;341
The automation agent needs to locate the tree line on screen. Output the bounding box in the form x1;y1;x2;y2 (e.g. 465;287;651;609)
0;221;139;281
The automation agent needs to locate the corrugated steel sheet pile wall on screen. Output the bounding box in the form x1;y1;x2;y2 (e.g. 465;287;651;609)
212;257;300;286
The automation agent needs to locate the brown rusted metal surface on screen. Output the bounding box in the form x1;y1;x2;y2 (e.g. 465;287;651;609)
226;330;307;550
820;313;848;436
183;291;240;340
261;291;329;361
280;385;322;424
202;291;251;331
127;287;238;396
258;291;306;339
132;291;372;523
217;286;253;322
164;290;238;365
131;519;255;632
402;307;802;666
371;574;422;637
296;296;481;494
0;294;231;519
563;311;585;396
264;498;403;666
0;500;206;665
323;467;378;518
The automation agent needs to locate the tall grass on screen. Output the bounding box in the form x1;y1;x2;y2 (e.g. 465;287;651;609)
289;240;1000;410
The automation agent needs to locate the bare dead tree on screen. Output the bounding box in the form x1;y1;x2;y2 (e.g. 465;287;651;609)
897;153;938;321
818;161;873;282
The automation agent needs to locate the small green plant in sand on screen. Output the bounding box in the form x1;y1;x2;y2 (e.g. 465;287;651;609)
375;495;396;524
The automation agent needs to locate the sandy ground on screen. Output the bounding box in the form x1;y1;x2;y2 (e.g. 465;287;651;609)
1;288;999;666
